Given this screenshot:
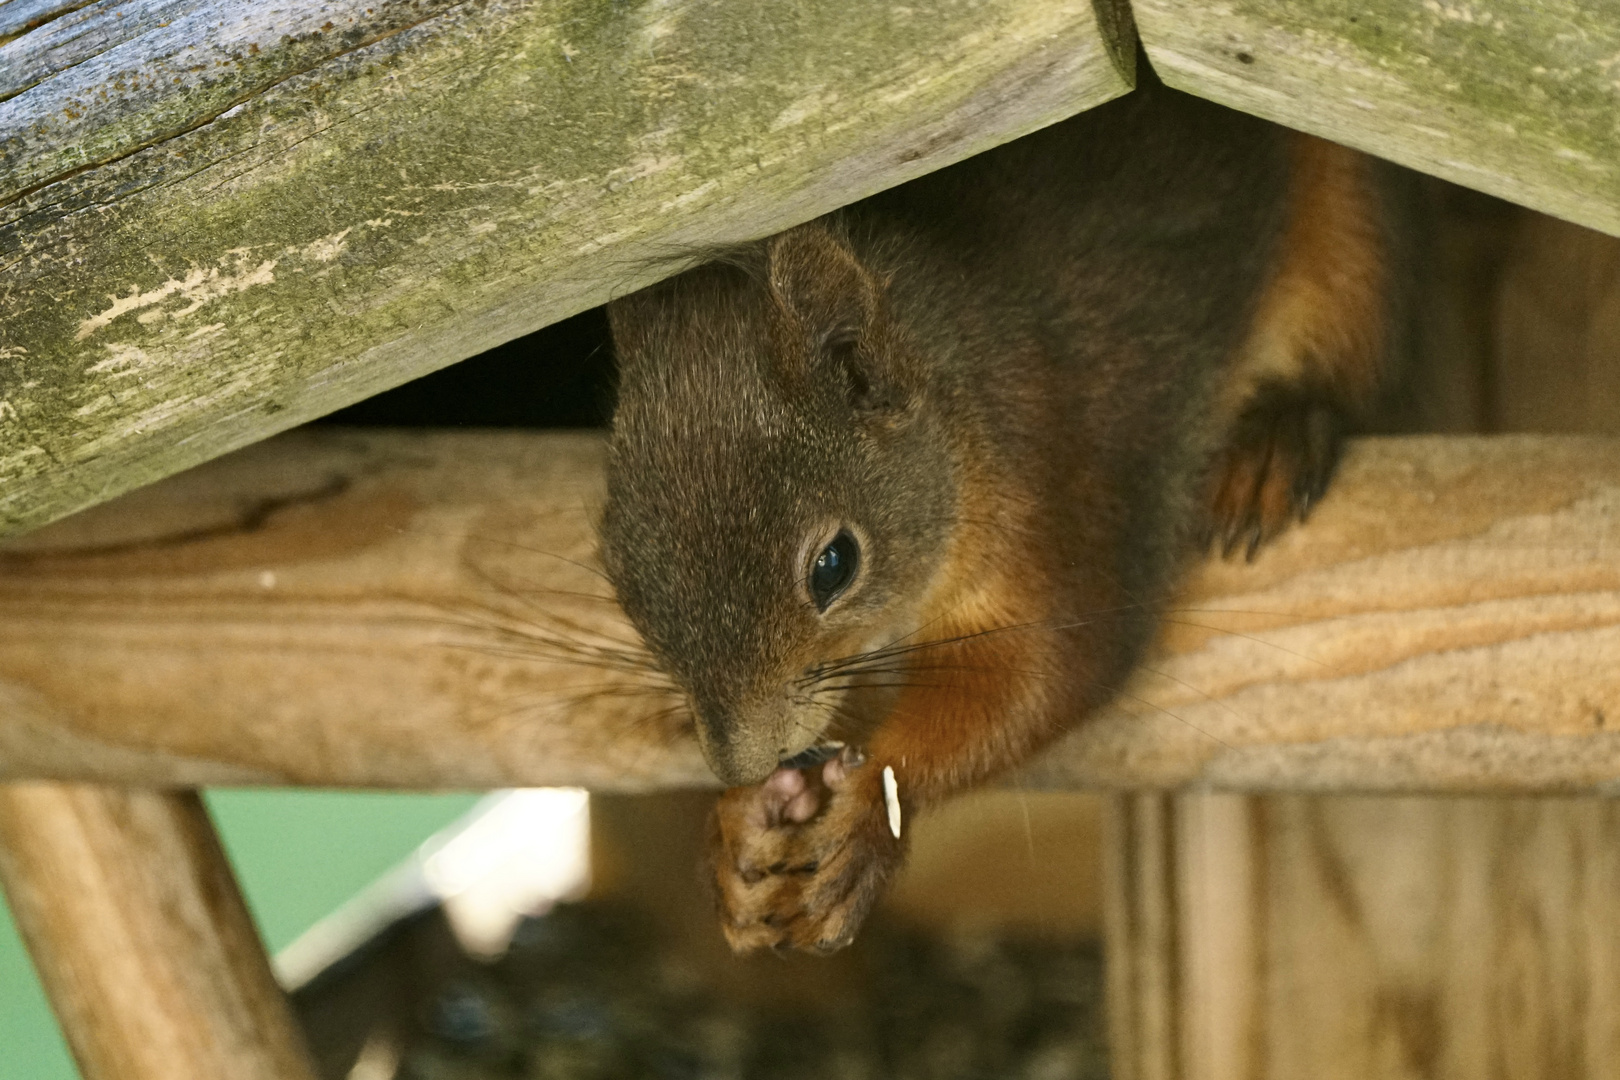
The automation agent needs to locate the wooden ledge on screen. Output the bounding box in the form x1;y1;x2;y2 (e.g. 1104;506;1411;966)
1;430;1615;793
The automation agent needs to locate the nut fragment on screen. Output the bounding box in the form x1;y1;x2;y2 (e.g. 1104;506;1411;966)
882;766;901;839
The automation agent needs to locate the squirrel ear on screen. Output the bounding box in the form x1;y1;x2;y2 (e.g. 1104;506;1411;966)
768;226;909;416
767;225;877;340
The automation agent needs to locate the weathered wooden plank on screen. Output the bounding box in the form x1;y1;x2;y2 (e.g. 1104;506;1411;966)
1134;0;1620;237
0;429;705;788
0;784;319;1080
1103;793;1180;1080
0;430;1615;792
0;0;95;47
1096;187;1620;1080
0;0;460;177
2;0;238;103
1105;792;1620;1079
0;0;1135;539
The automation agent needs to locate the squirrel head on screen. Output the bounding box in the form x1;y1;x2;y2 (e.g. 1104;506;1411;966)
602;224;956;786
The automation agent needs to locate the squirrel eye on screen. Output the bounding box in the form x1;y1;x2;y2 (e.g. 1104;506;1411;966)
809;531;859;610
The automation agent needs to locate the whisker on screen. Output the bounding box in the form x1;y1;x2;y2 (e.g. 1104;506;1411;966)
809;680;950;694
436;633;664;677
469;582;622;606
806;617;1077;680
455;561;649;652
480;680;682;707
1093;682;1240;753
805;593;1321;688
457;533;614;584
409;590;661;672
1157;617;1324;666
1129;662;1267;735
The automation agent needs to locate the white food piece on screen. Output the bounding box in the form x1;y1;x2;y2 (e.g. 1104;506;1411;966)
882;766;902;839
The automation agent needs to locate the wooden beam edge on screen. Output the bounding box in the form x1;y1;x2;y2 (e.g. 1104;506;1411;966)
1;430;1616;793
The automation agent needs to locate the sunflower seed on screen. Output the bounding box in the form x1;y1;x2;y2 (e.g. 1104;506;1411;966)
882;766;901;839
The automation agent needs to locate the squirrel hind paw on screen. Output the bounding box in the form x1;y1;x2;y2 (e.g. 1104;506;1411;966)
1205;384;1346;561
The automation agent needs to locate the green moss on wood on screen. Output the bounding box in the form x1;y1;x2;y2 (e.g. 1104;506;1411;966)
0;0;1130;537
1137;0;1620;236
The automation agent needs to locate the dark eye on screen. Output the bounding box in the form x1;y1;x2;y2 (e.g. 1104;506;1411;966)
809;531;859;610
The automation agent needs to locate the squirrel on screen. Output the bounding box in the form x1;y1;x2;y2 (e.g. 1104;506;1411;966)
598;70;1393;954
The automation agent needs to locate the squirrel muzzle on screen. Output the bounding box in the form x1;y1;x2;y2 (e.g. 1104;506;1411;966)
692;695;822;787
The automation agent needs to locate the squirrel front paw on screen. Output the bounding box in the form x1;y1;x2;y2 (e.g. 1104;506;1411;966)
1207;382;1346;560
708;747;903;954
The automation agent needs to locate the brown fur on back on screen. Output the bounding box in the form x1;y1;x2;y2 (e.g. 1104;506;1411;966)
1226;134;1392;420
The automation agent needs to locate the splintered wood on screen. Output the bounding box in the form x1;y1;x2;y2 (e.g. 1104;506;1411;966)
0;430;1614;793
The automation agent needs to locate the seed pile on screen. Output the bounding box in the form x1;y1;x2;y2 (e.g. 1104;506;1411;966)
298;901;1108;1080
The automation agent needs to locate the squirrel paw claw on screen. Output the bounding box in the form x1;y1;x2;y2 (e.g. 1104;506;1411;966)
1207;384;1345;560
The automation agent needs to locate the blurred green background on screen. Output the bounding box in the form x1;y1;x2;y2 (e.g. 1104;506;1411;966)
0;789;480;1080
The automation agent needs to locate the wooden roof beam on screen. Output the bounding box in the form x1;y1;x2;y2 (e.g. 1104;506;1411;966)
0;0;1137;538
1135;0;1620;238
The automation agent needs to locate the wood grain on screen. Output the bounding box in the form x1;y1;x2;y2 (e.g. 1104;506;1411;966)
1104;792;1181;1080
1106;791;1620;1079
0;430;713;789
1022;428;1620;792
0;783;318;1080
0;0;1134;539
0;429;1614;792
1133;0;1620;238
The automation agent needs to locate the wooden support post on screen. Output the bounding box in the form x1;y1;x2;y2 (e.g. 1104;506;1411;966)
0;784;319;1080
1105;792;1620;1080
1104;792;1182;1080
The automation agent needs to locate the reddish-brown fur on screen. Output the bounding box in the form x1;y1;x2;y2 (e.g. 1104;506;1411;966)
710;435;1071;950
1229;135;1391;415
603;75;1397;953
1208;134;1394;557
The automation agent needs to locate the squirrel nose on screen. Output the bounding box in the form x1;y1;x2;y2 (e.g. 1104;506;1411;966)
692;713;782;787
